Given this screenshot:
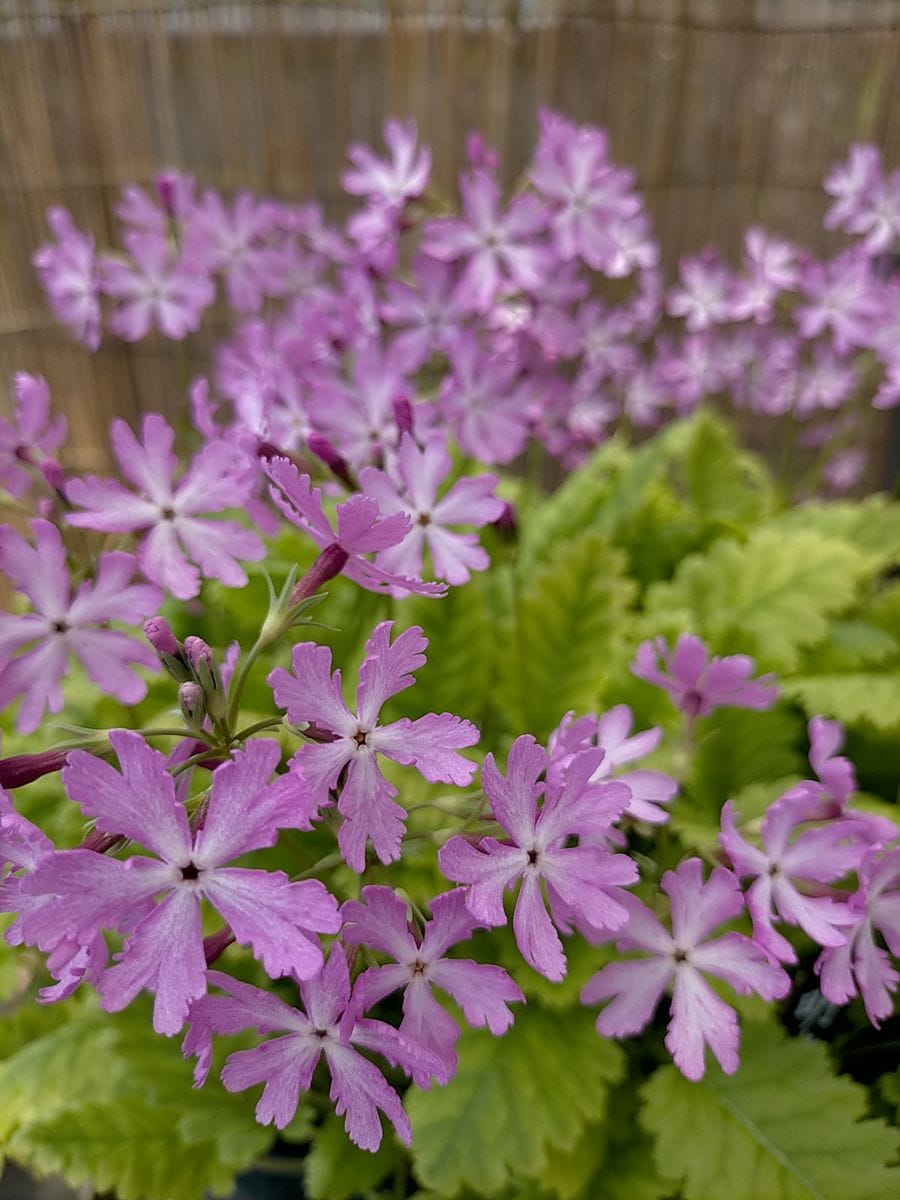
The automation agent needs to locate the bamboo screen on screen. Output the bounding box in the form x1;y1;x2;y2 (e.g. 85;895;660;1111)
0;0;899;473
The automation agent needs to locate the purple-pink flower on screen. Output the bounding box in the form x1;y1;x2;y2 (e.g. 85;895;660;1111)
10;734;339;1034
631;633;778;719
32;207;102;351
343;118;431;208
101;232;215;341
359;433;505;588
342;886;524;1086
0;520;161;732
581;858;790;1080
439;736;635;981
65;413;265;600
269;622;478;871
184;947;435;1149
0;374;67;498
265;457;445;596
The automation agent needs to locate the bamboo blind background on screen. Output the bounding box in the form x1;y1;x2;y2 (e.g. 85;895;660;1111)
0;0;899;475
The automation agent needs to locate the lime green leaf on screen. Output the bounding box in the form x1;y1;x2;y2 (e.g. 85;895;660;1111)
497;532;636;740
783;673;900;732
764;496;900;573
408;1006;625;1196
645;529;868;672
305;1113;405;1200
640;1023;900;1200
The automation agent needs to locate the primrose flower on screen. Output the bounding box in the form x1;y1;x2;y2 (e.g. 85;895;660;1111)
0;374;67;498
32;207;102;351
101;231;215;340
184;947;437;1149
10;735;339;1035
187;191;287;312
65;412;265;600
0;520;161;733
342;886;524;1086
581;858;790;1080
815;845;900;1026
720;796;864;962
360;433;505;587
342;118;432;208
268;621;478;871
265;456;445;596
631;633;778;719
439;736;635;980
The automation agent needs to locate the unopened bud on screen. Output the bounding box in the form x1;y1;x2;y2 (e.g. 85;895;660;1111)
392;395;414;436
41;459;66;493
307;433;355;489
154;170;180;218
0;747;70;789
492;499;518;540
145;616;180;658
179;681;207;729
183;636;226;719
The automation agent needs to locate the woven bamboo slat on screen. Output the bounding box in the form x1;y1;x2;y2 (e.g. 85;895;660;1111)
0;0;898;475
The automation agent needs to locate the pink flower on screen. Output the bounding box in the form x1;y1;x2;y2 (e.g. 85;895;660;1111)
815;845;900;1026
101;232;214;340
439;736;635;981
32;207;102;351
720;796;864;962
380;254;468;371
824;144;883;230
342;886;524;1085
794;249;883;353
437;333;530;465
667;251;737;331
423;171;547;312
11;735;339;1035
66;413;265;600
631;634;778;719
0;374;67;498
343;118;432;208
184;947;435;1149
265;457;444;597
359;433;504;587
0;520;161;733
268;621;478;871
581;858;789;1080
187;191;287;312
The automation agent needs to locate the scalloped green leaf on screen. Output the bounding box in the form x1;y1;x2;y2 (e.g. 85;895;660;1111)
640;1023;899;1200
408;1006;625;1197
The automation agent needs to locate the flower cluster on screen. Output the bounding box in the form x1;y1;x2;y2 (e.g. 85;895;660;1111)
0;114;897;1162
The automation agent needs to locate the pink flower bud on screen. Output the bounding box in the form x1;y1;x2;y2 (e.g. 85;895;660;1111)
392;394;414;436
41;459;66;492
0;747;70;789
307;433;355;489
144;616;179;658
179;681;206;728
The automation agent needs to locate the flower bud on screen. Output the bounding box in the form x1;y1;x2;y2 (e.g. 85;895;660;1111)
491;499;518;540
41;459;66;493
0;747;70;789
183;636;226;719
179;681;207;730
307;433;355;489
392;394;414;436
145;617;192;683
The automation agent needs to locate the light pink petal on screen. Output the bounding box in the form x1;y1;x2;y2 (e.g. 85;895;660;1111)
431;473;504;526
300;944;352;1031
420;888;483;960
101;887;205;1035
222;1036;320;1128
720;800;769;876
667;966;740;1080
481;736;547;847
324;1040;411;1151
375;713;479;784
175;517;265;588
541;845;636;935
771;876;854;948
67;551;162;625
854;925;899;1026
205;869;339;979
65;477;159;531
780;822;867;882
0;637;70;734
614;891;676;955
399;976;458;1086
663;860;744;949
286;741;354;818
583;956;673;1036
0;520;70;616
68;629;155;705
336;494;410;554
427;957;524;1034
138;521;200;600
438;836;526;925
356;622;427;727
268;641;355;735
337;752;407;871
513;871;565;981
173;440;255;513
692;931;790;1000
426;525;490;586
66;730;191;862
341;885;419;962
194;739;314;865
111;413;177;502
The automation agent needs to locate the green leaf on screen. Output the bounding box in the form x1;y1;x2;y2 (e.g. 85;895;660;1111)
497;532;636;740
784;673;900;732
764;496;900;573
640;1023;900;1200
0;999;271;1199
644;529;868;672
408;1005;625;1197
305;1113;405;1200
